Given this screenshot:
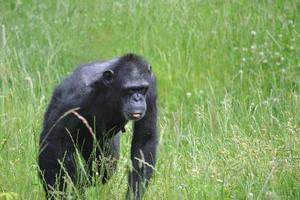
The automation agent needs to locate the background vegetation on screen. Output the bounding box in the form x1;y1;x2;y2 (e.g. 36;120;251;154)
0;0;300;199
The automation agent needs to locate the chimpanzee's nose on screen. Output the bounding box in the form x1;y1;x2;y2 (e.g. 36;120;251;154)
132;94;142;102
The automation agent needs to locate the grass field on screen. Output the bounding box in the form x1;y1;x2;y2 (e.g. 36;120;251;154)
1;0;300;199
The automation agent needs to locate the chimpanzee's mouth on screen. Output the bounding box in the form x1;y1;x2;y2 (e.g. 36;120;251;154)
132;113;141;118
124;111;144;121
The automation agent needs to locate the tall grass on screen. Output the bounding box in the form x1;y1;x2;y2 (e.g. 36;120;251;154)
0;0;299;199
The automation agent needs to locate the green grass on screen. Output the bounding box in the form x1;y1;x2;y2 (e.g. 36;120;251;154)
1;0;300;199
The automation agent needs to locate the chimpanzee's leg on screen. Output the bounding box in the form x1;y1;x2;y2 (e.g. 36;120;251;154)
39;137;76;199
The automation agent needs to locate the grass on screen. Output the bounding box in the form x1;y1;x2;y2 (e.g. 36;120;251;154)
0;0;300;199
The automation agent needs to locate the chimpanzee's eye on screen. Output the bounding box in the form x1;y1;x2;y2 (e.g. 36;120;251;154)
127;89;135;94
141;87;148;94
126;87;148;95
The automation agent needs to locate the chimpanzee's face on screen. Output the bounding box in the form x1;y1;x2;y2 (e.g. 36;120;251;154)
102;60;152;121
119;63;151;121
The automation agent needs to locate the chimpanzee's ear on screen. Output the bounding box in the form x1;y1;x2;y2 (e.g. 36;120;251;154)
147;64;152;72
102;69;114;85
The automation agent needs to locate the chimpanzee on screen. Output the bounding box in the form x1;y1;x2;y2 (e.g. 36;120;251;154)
38;53;157;200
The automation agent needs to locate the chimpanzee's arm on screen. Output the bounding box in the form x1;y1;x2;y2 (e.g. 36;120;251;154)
127;84;158;200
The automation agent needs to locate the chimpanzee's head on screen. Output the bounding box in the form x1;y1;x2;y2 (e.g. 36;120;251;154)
102;54;153;121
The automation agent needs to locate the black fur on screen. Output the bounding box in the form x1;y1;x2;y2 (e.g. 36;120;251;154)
38;53;158;200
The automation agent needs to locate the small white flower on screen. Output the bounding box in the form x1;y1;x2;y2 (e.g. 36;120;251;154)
259;51;264;56
251;45;256;50
239;69;243;74
290;46;295;50
186;92;192;98
242;47;248;52
217;179;223;183
247;192;254;199
250;30;257;36
242;57;246;62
